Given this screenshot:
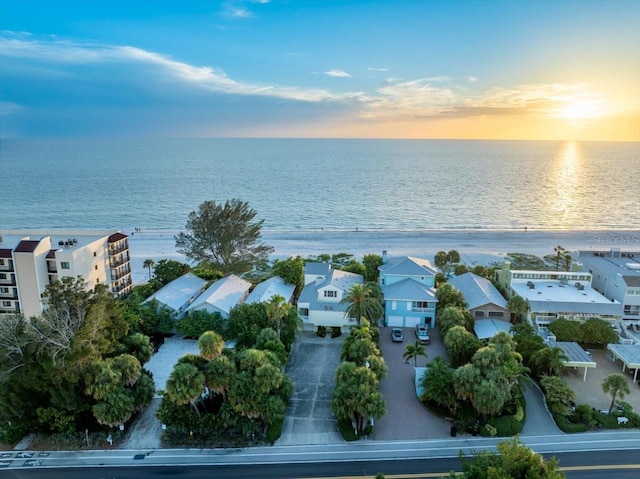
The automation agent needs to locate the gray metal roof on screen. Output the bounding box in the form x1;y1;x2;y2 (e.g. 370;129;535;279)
383;278;437;302
448;272;508;310
244;276;295;304
305;262;331;276
607;343;640;369
550;341;596;368
379;256;438;277
143;272;207;312
574;250;640;282
298;268;362;312
474;319;512;340
186;274;251;316
528;300;623;316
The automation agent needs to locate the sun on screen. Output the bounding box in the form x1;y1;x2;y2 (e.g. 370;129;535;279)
559;99;605;122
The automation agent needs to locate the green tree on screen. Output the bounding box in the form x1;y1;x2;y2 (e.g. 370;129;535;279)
175;199;274;274
420;358;457;411
153;259;191;285
444;326;482;367
204;355;236;401
553;245;567;271
165;363;205;417
272;256;305;293
581;319;619;346
198;330;224;361
266;294;290;339
435;284;467;317
331;362;385;435
548;318;582;343
92;390;135;428
439;306;474;337
143;259;155;280
403;340;428;367
434;250;460;277
362;254;383;283
532;346;568;377
340;282;383;325
455;437;565;479
176;310;225;339
602;373;631;415
540;375;575;416
507;295;529;323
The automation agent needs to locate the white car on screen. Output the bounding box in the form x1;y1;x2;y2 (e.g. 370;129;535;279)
415;324;430;344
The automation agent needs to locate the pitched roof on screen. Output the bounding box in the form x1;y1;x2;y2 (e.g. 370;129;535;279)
528;300;622;316
379;256;437;277
186;274;251;316
144;272;207;312
474;319;512;340
448;272;508;310
298;268;363;312
383;278;437;302
305;262;331;276
46;249;57;259
245;276;295;304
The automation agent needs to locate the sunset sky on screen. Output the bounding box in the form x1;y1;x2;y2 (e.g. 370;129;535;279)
1;0;639;140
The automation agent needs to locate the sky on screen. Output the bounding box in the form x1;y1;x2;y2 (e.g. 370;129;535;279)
1;0;639;140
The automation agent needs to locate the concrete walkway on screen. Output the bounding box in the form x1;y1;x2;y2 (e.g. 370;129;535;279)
521;381;562;436
276;332;345;445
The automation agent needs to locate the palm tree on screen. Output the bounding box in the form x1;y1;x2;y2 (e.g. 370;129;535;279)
340;282;383;325
602;373;631;414
553;245;566;271
143;259;155;280
507;295;529;324
198;331;224;360
403;340;428;367
533;346;568;376
165;363;205;417
266;294;289;339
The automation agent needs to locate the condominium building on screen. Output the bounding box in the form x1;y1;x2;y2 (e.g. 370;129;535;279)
572;248;640;322
0;230;132;318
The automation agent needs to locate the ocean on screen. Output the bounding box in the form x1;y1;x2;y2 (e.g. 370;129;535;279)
1;138;638;233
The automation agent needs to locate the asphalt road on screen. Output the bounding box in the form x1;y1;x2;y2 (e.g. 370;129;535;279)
2;450;640;479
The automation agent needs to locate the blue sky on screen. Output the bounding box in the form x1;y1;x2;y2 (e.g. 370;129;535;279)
1;0;639;139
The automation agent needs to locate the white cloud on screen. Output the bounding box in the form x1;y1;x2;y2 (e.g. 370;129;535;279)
367;66;389;72
0;101;21;115
468;76;478;83
324;69;352;78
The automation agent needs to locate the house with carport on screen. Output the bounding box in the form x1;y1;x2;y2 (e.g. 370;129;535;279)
378;254;438;329
185;274;251;319
143;272;207;319
297;262;363;331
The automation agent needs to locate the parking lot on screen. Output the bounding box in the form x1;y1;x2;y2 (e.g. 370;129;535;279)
375;326;452;440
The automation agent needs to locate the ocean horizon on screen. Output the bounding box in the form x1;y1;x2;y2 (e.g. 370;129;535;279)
1;138;638;234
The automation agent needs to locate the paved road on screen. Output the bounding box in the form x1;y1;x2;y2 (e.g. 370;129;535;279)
276;332;345;445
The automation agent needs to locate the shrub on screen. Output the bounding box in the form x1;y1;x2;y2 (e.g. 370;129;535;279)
265;416;284;444
316;326;327;337
548;318;582;343
553;413;588;433
175;310;225;339
488;415;523;436
337;418;360;441
331;327;342;338
482;423;497;437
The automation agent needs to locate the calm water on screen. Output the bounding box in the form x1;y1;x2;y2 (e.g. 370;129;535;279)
1;139;638;232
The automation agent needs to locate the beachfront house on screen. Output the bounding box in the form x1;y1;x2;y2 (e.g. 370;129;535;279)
297;262;363;331
0;230;132;318
184;274;251;319
143;272;207;319
495;261;623;328
378;253;438;329
244;276;295;305
448;272;509;320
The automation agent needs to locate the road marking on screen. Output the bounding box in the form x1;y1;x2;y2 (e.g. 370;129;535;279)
559;464;640;471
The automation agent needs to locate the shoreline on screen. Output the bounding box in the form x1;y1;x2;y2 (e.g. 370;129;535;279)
125;229;639;285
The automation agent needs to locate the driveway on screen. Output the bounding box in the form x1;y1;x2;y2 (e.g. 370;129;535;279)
276;332;345;445
375;327;452;440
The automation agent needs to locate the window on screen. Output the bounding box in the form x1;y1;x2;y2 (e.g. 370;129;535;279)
475;310;485;318
2;300;11;307
96;278;100;283
93;251;97;257
0;287;8;294
324;290;337;298
0;273;6;279
412;301;430;309
61;262;70;269
94;265;98;270
488;311;505;317
299;307;309;316
0;259;4;265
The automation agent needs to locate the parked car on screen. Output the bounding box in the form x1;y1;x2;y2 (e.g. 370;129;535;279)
391;328;404;342
415;324;430;344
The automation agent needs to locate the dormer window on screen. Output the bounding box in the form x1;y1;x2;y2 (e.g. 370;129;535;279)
324;290;337;298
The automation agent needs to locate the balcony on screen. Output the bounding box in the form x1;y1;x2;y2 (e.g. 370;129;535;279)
109;254;130;268
411;307;435;313
0;291;19;300
111;265;131;280
108;243;129;256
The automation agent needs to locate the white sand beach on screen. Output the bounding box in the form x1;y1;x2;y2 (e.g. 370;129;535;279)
128;229;640;284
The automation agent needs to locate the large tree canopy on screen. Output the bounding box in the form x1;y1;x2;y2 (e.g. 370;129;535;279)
175;199;274;274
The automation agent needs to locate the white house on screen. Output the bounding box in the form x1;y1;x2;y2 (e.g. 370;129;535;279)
185;274;251;319
143;272;207;319
244;276;295;305
297;262;363;331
